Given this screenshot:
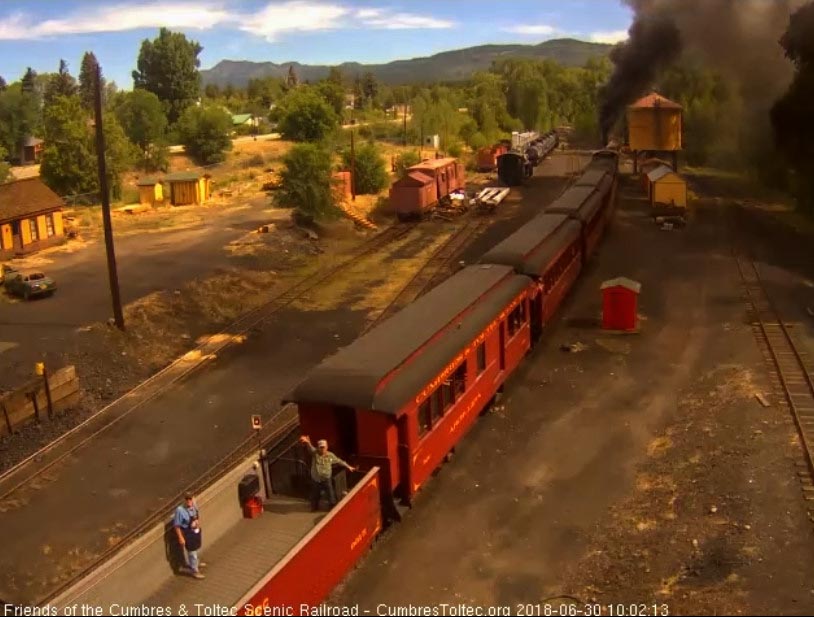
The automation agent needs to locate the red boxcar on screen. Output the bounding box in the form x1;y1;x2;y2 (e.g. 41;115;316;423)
476;144;507;172
480;213;583;338
286;264;532;509
388;157;466;220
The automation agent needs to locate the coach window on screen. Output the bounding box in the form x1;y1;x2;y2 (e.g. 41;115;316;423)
431;389;443;423
507;303;526;336
418;399;432;437
477;343;486;374
452;362;467;399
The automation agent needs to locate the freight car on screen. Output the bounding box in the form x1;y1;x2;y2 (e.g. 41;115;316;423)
389;157;466;221
476;143;508;172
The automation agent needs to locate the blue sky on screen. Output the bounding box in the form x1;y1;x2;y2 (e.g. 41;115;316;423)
0;1;633;88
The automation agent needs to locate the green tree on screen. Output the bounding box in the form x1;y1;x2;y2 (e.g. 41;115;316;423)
40;95;97;196
133;28;203;124
327;67;344;86
275;87;338;142
78;52;103;111
0;84;40;158
115;89;169;171
0;76;7;92
772;1;814;211
21;68;37;95
394;150;421;178
203;83;221;99
362;72;379;108
315;79;345;116
44;60;77;105
40;95;134;199
278;143;339;222
176;105;233;165
341;142;388;195
0;145;11;183
286;65;299;89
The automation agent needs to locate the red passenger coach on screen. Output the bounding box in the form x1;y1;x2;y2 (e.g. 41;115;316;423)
481;213;583;337
286;264;532;509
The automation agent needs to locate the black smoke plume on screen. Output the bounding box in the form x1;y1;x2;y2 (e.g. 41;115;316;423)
600;0;805;142
599;14;681;141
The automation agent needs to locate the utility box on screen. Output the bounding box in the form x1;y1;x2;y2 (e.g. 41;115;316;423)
424;134;440;149
601;277;641;332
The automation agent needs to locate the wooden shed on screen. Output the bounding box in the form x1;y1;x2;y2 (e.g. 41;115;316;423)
627;93;683;171
0;178;65;257
165;171;212;206
639;158;672;193
647;165;687;209
136;177;164;207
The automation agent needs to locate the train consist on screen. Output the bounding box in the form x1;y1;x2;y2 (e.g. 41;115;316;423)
58;149;619;614
497;130;559;186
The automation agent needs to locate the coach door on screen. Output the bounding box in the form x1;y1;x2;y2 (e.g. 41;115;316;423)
499;322;506;371
530;294;543;343
335;406;358;458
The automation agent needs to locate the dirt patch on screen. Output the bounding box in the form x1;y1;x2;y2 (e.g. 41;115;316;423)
560;362;811;615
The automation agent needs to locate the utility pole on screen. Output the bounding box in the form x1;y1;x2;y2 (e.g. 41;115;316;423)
93;62;125;330
350;116;357;202
402;93;408;147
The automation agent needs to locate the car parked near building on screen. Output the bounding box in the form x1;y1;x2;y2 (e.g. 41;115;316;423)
4;270;56;300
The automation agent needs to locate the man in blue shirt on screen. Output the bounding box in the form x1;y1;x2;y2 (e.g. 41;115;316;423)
173;493;205;579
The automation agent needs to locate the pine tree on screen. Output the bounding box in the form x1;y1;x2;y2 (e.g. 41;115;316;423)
286;65;299;89
78;52;103;111
44;60;77;104
21;68;37;94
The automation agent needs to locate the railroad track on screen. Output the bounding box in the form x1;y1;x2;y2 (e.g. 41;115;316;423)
0;223;414;505
735;254;814;508
364;218;490;331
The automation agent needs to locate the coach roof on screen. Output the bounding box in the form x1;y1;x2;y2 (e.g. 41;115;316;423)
482;213;581;278
286;264;529;414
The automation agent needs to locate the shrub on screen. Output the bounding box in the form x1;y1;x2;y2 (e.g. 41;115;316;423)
242;153;265;168
278;143;341;221
340;142;389;195
394;150;421;178
176;106;233;165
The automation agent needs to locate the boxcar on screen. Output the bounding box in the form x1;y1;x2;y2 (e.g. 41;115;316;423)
286;265;533;510
389;158;465;220
481;213;582;337
476;144;508;172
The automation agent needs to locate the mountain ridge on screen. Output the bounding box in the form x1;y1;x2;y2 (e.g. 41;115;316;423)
200;38;612;87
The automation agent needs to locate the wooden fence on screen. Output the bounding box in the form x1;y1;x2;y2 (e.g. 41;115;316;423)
0;366;80;436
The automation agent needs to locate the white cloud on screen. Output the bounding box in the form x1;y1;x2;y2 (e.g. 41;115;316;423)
359;10;453;30
0;1;453;41
589;30;628;44
0;2;232;39
240;1;350;41
503;24;557;36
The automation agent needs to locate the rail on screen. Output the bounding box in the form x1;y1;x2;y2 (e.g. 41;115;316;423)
0;223;414;505
364;219;489;331
735;253;814;483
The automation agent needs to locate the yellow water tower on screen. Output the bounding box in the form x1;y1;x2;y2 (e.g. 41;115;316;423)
627;92;683;171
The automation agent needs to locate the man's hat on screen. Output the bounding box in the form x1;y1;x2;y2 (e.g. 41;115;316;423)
317;439;328;448
184;492;193;499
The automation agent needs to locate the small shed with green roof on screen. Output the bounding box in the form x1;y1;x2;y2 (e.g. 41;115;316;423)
136;177;164;207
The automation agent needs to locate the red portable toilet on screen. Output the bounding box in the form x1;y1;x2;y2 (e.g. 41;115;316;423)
601;277;642;331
